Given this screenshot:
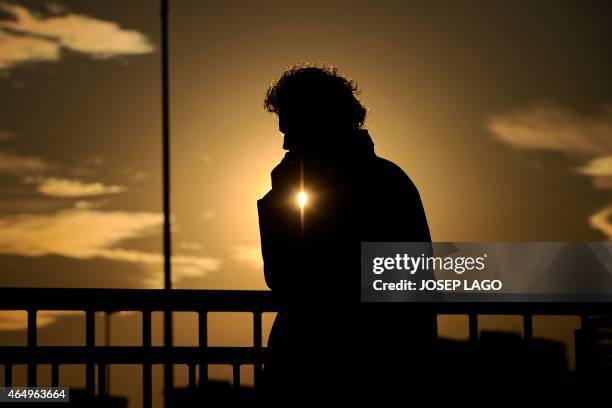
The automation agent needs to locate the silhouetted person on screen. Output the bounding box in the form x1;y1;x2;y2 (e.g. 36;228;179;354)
257;64;436;402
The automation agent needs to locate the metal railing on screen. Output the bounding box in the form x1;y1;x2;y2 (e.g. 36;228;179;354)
1;288;612;406
0;288;275;407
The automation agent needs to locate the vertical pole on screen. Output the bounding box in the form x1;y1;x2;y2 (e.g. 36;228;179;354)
161;0;174;404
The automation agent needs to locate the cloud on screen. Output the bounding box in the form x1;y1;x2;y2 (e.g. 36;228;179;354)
231;245;263;270
123;168;150;182
171;254;222;279
578;155;612;190
179;241;203;251
0;208;221;281
0;2;154;70
0;209;161;257
96;248;221;281
0;29;60;69
488;103;612;156
488;103;612;239
578;155;612;177
23;176;127;197
73;200;106;210
590;206;612;242
0;150;48;174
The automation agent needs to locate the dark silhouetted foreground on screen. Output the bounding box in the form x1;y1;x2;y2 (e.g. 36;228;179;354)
257;64;435;401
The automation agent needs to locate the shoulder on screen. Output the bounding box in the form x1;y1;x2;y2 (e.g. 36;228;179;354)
371;157;421;196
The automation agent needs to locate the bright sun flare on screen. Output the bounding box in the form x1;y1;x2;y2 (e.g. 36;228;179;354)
297;191;308;209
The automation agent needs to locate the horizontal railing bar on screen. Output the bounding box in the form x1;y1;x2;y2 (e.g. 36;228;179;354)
0;288;611;314
0;346;267;365
0;288;277;312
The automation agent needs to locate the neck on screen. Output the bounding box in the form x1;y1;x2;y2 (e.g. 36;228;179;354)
284;128;373;155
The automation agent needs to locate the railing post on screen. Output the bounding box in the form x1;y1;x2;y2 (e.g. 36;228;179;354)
580;314;589;330
27;309;37;386
523;313;533;341
188;364;196;388
85;310;95;395
51;364;59;387
142;310;153;408
104;311;112;395
4;364;12;387
98;363;106;396
198;311;208;386
232;364;240;389
253;311;262;387
468;313;478;346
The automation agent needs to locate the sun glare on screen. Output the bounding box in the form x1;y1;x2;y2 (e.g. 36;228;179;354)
297;191;308;209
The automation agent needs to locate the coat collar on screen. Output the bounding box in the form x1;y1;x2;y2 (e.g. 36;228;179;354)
283;128;375;159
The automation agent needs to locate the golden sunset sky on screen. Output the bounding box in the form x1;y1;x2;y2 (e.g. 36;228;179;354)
0;0;611;405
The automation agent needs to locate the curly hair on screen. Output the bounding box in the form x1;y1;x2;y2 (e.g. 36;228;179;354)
264;63;366;130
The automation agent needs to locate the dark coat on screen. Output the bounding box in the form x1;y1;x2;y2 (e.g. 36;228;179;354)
257;129;436;400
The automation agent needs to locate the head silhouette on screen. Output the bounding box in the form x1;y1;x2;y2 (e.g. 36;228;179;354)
264;63;366;151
